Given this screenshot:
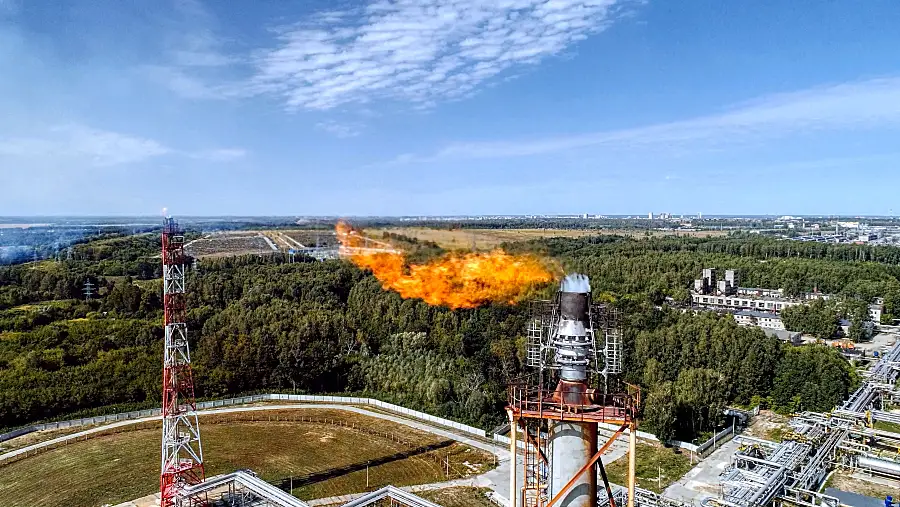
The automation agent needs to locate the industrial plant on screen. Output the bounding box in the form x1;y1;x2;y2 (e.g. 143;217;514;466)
154;223;900;507
9;220;900;507
155;220;646;507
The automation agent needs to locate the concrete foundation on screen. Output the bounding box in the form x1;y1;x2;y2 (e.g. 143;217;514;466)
550;422;597;507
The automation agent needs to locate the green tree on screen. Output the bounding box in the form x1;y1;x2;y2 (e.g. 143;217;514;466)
644;381;677;441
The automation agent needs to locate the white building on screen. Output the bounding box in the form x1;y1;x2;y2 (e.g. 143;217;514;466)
869;303;884;323
734;310;786;330
737;287;784;298
692;293;801;314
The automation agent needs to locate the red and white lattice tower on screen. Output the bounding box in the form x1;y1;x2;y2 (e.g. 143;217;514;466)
160;217;204;507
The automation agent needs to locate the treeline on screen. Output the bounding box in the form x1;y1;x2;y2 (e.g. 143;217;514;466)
631;311;856;441
508;236;900;321
0;233;881;437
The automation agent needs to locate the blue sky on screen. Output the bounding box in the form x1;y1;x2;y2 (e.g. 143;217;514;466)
1;0;899;216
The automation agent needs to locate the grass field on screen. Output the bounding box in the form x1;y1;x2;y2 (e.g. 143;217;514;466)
369;227;726;250
605;442;693;494
825;472;899;501
0;410;494;507
418;487;496;507
874;419;900;434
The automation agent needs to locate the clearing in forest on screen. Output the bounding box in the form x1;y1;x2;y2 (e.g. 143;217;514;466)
369;227;727;250
0;409;494;507
605;441;693;494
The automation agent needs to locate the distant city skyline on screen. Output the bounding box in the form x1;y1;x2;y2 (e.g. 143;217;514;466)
2;1;900;216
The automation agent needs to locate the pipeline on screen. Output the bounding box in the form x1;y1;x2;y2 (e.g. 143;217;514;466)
858;455;900;478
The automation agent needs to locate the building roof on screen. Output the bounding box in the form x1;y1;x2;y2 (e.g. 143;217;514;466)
761;328;801;342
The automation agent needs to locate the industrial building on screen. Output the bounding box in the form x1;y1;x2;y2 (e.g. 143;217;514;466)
692;268;803;314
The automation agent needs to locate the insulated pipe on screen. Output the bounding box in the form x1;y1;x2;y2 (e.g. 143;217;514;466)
858;455;900;477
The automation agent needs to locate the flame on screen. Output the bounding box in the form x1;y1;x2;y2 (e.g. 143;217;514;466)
336;221;556;309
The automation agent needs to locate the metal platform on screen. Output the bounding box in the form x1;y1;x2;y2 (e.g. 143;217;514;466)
507;383;634;426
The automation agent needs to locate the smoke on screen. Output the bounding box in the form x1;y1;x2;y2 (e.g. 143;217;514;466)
336;220;557;309
561;273;591;294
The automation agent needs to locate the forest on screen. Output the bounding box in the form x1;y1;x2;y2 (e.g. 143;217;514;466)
0;232;887;441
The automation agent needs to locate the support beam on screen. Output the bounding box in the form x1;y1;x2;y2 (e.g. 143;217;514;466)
627;422;636;507
519;420;549;465
598;456;617;507
509;410;518;507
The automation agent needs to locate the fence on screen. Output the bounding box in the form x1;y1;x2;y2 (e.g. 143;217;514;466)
0;394;487;446
696;425;735;456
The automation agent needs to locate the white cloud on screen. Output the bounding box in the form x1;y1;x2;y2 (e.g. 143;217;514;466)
315;120;363;138
242;0;633;110
143;0;243;99
0;125;170;166
391;76;900;162
142;65;222;99
190;148;247;161
0;124;246;166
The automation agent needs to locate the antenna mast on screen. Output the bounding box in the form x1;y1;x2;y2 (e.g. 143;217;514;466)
160;217;204;506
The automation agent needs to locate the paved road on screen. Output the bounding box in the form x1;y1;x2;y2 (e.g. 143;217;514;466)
1;403;507;463
663;437;740;506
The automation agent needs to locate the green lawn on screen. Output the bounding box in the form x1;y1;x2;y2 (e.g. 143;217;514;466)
419;487;497;507
0;410;494;507
605;442;694;493
873;419;900;434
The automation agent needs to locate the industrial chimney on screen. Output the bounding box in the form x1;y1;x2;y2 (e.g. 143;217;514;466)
550;275;597;507
508;274;636;507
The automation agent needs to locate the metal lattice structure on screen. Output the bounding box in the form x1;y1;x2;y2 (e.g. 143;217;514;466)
161;217;205;507
524;300;623;381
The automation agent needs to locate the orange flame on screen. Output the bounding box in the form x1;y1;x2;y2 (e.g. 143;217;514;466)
336;221;556;309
